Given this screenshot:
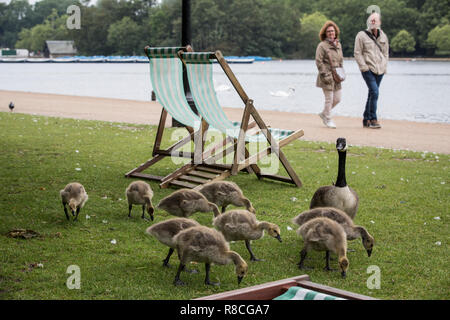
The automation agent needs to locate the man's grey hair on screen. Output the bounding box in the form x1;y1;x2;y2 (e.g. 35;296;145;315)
367;12;381;30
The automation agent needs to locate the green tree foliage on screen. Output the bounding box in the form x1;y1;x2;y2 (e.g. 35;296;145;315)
391;29;416;53
15;9;70;52
427;24;450;52
107;17;142;55
2;0;450;57
299;12;328;58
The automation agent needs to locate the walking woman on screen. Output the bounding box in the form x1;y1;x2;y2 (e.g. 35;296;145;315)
315;20;344;129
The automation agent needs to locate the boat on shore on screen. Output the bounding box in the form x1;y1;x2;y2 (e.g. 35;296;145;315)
0;55;272;63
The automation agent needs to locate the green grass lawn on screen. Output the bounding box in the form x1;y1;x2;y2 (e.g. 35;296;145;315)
0;112;448;300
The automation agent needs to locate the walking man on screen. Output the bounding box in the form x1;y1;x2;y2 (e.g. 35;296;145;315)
354;12;389;129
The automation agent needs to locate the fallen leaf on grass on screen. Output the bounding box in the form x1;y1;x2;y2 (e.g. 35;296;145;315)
6;229;41;239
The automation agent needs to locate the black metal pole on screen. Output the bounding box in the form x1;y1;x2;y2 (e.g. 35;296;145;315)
173;0;197;127
182;0;191;47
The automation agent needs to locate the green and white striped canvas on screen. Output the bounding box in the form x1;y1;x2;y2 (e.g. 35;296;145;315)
145;47;201;129
182;52;294;143
273;286;346;300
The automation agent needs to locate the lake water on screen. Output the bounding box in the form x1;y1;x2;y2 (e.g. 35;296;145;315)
1;60;449;123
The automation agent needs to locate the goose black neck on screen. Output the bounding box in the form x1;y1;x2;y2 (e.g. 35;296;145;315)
335;150;347;187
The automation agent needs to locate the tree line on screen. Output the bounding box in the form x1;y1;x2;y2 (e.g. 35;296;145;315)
1;0;449;58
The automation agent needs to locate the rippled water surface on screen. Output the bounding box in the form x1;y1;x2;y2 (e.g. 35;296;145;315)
1;59;449;123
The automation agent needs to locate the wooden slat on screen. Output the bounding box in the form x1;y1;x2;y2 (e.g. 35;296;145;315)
298;280;377;300
178;175;209;184
195;166;225;174
259;174;296;184
194;275;310;300
194;275;376;300
188;170;217;179
127;172;164;181
166;180;198;189
278;129;305;148
160;163;195;188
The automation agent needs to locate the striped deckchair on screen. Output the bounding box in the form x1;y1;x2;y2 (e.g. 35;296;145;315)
180;51;304;187
126;46;248;189
126;46;218;187
195;275;376;300
273;286;345;300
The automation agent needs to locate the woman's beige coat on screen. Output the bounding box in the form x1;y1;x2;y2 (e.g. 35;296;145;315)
315;40;344;91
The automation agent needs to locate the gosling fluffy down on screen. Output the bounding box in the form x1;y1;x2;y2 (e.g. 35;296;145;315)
157;188;220;218
146;217;200;267
292;207;374;256
199;181;256;213
60;182;88;221
213;209;281;261
172;225;248;286
297;217;349;278
126;180;155;220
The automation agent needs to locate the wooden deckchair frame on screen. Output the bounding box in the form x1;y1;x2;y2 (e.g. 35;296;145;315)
126;46;258;189
180;50;304;188
195;275;377;300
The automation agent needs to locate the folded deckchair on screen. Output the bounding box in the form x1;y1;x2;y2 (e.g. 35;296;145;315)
125;46;248;189
195;275;376;300
180;51;304;187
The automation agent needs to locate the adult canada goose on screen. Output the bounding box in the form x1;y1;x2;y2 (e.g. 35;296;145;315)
199;181;256;213
157;189;221;218
310;137;359;219
213;209;281;261
146;218;200;268
292;207;374;256
60;182;88;221
172;225;248;286
296;217;349;278
126;181;155;221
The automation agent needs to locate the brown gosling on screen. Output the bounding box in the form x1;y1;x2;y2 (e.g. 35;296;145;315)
199;181;256;214
60;182;88;221
126;181;155;221
297;217;349;278
292;207;374;257
310;138;359;220
157;188;220;218
172;225;248;286
213;209;281;261
146;218;200;269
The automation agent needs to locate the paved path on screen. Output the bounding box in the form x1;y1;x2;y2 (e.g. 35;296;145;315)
1;90;449;154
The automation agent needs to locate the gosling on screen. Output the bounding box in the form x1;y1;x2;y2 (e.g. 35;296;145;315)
126;181;155;221
199;181;256;213
146;217;200;268
60;182;88;221
172;225;248;286
157;189;220;218
297;217;349;278
310;137;359;219
213;209;281;261
292;207;374;257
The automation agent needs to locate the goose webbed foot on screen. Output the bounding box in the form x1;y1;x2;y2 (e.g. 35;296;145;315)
250;257;265;262
173;278;185;286
205;280;220;286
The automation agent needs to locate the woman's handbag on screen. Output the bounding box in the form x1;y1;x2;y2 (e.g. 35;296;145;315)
326;50;346;83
